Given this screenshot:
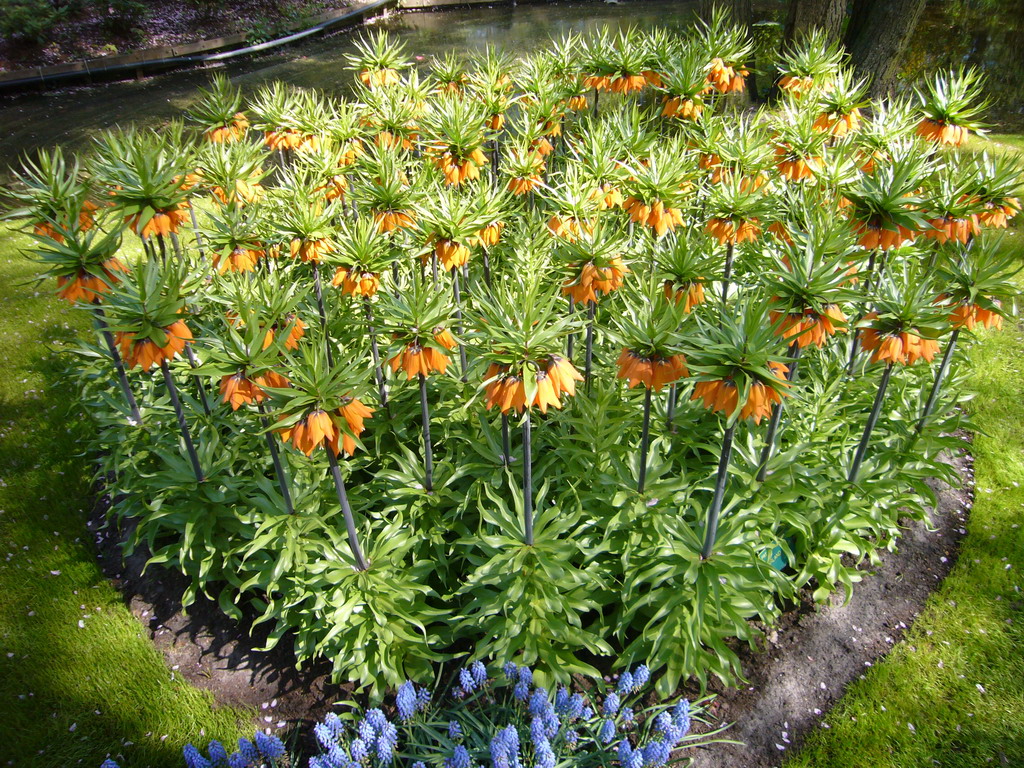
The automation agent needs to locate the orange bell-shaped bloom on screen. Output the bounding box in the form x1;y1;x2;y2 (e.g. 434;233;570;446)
691;378;739;416
116;319;193;371
55;258;126;304
219;372;266;410
663;280;706;313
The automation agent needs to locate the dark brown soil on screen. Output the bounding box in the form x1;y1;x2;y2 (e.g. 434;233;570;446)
689;446;973;768
89;491;345;739
88;447;971;762
0;0;351;72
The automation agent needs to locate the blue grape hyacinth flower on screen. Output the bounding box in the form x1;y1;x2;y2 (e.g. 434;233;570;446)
602;692;620;717
254;732;285;761
397;681;418;721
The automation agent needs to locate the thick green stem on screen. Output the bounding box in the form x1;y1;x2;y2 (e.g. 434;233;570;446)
584;301;596;390
847;249;881;376
160;360;204;483
156;233;168;265
566;299;576;361
189;204;206;260
848;362;894;486
453;269;468;382
326;448;369;570
419;373;434;492
523;409;533;546
501;411;510;466
721;242;735;306
701;423;736;560
756;343;802;482
916;328;959;434
312;266;334;368
363;297;387;407
92;307;142;424
184;345;212;416
638;387;653;493
666;383;677;431
258;402;294;515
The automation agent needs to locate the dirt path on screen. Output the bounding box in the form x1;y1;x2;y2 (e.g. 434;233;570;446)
689;449;972;768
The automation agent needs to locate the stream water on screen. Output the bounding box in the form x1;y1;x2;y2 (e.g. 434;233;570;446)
0;0;1021;169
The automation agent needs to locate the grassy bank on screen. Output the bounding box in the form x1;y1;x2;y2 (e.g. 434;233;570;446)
0;224;250;768
788;136;1024;767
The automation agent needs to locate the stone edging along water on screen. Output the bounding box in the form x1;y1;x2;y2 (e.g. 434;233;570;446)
0;0;531;94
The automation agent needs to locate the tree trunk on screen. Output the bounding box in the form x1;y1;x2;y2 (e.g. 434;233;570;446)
783;0;847;46
845;0;928;97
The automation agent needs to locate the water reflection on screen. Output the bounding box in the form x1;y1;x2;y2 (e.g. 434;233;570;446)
0;0;1020;169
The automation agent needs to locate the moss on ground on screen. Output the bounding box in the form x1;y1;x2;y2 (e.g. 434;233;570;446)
0;224;250;768
788;137;1024;768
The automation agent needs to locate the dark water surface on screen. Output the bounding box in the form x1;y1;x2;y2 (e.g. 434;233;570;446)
0;0;1021;168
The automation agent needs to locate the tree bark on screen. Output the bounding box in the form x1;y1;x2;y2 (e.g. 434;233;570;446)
783;0;847;46
844;0;928;97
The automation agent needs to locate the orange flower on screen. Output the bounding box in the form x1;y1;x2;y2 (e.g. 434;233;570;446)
948;301;1003;331
219;372;266;410
471;221;504;247
583;74;611;92
775;147;822;181
769;305;847;348
435;149;488;186
388;342;450;379
707;58;739;93
485;372;527;414
487;113;506;130
691;378;739;416
589;183;623;211
916;118;969;147
561;257;629;304
116;319;193;371
812;109;861;137
332;267;381;297
205;113;249;143
332;396;375;456
374;209;416;233
859;313;940;365
547;215;592;241
359;68;402;89
255;369;291;390
661;96;703;120
546;355;583;398
978;198;1020;228
508;174;543;196
567;95;589;111
434;238;471;270
211;177;265;205
289;238;333;263
778;74;815;97
853;220;917;251
924;216;980;245
263;315;307;350
663;280;706;313
264;129;302;151
278;409;337;456
616;349;688;391
609;73;648;94
705;217;760;245
740;377;787;425
213;247;262;274
125;205;191;238
623;196;684;237
55;258;126;304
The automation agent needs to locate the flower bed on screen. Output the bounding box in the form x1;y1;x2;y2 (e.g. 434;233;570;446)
6;13;1020;702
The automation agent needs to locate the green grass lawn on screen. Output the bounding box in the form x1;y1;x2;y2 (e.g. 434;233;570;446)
0;224;251;768
789;137;1024;767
